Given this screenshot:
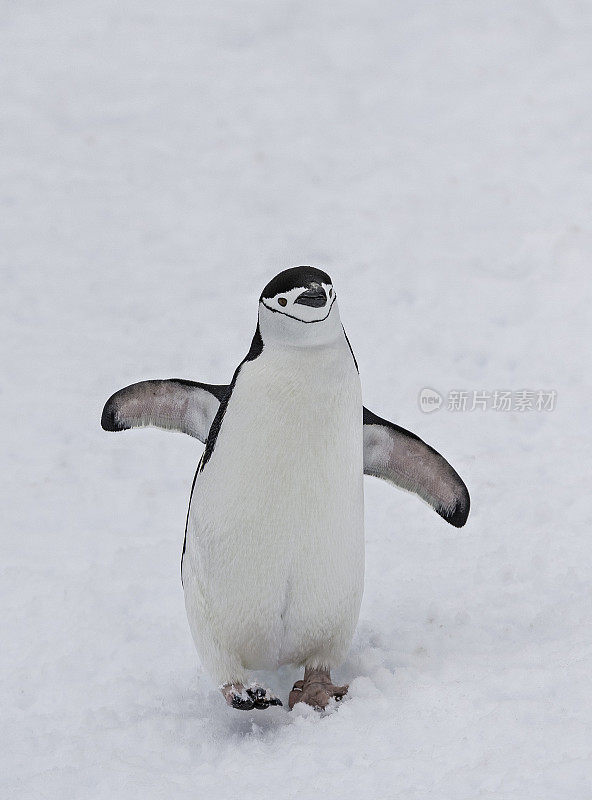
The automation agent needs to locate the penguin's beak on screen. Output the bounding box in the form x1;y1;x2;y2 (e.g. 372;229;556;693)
294;284;327;307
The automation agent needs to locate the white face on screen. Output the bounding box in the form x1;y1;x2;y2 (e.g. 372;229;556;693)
260;280;335;323
258;275;343;348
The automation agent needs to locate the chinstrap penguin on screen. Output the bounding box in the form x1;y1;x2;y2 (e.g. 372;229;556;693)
102;267;470;710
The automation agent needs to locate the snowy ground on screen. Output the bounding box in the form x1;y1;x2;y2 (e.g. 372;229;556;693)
2;1;591;798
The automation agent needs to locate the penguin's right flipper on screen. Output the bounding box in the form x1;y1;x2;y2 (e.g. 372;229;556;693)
101;379;228;443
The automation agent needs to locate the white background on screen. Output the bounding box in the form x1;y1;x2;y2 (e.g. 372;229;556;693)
2;1;591;797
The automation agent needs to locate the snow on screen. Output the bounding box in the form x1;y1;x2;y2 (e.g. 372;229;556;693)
2;1;591;797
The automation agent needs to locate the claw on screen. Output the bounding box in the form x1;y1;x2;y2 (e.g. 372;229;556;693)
221;682;282;710
247;685;283;709
231;692;255;710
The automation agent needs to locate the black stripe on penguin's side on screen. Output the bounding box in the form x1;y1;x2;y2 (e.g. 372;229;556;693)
181;326;264;579
181;452;203;581
200;325;264;471
342;327;359;373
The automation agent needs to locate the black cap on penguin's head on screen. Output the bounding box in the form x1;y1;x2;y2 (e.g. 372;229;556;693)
260;266;333;312
258;266;339;344
261;266;332;301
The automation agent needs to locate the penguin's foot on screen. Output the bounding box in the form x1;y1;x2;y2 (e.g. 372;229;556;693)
288;667;348;710
221;682;283;711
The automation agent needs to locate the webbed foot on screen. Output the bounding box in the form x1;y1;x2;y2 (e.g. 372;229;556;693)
288;667;348;710
221;683;283;710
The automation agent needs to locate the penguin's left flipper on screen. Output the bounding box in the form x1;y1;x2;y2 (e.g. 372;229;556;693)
363;407;470;527
101;379;228;443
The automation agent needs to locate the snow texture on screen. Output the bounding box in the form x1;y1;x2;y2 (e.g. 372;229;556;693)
1;1;591;798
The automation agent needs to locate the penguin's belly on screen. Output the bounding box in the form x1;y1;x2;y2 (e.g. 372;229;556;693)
182;346;364;671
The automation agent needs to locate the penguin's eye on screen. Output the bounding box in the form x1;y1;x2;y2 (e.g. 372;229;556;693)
278;297;287;307
329;288;333;297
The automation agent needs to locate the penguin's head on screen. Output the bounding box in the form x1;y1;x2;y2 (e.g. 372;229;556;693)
258;266;341;347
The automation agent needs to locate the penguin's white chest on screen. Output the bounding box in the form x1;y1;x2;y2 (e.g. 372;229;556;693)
182;340;364;673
